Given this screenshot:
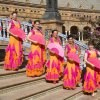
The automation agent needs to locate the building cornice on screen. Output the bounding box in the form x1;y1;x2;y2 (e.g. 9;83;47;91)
59;7;100;13
0;0;100;13
0;0;45;8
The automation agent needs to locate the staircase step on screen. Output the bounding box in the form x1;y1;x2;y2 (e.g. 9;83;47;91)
75;90;100;100
0;60;27;69
28;86;82;100
0;61;4;67
0;41;8;49
0;40;8;46
0;40;30;52
0;75;45;94
0;40;88;100
0;80;62;100
0;68;26;80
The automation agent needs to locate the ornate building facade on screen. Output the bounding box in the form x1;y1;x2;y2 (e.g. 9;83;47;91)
0;0;100;33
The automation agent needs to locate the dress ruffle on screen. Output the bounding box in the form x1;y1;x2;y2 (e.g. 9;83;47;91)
46;59;60;81
26;50;44;77
4;43;23;70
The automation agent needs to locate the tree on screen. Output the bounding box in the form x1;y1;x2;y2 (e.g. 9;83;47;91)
78;16;100;48
88;27;100;50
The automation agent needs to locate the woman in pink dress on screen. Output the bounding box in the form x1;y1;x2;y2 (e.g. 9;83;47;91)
4;11;23;70
46;30;64;83
63;35;81;89
26;20;46;77
83;41;100;96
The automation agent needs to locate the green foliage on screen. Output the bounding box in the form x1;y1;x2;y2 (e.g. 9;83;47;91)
88;31;100;50
83;30;90;40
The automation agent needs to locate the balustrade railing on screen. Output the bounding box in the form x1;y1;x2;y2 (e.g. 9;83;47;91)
0;18;88;49
0;18;87;69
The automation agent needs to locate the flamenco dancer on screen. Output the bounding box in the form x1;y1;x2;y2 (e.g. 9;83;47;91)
83;41;100;96
63;35;81;89
46;30;64;83
4;11;23;70
26;20;46;77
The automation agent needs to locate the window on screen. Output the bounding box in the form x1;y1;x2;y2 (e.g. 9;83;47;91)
6;7;9;11
89;16;91;18
23;9;25;12
95;16;98;19
19;9;21;11
87;15;89;18
77;15;80;17
15;9;17;11
84;15;86;18
2;7;5;10
31;10;33;12
71;14;74;17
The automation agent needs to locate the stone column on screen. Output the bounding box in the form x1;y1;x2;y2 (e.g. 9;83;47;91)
43;0;61;20
41;0;63;32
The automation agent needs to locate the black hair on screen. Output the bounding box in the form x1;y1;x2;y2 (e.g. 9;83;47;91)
12;11;18;15
52;30;58;34
51;30;58;37
88;40;94;46
34;20;40;24
67;35;73;39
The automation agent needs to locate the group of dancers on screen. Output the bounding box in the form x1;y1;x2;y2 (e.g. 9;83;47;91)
3;11;100;96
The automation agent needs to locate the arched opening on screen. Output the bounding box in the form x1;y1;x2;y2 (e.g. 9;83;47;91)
83;26;91;40
1;21;3;37
70;26;78;34
95;27;100;35
96;27;100;32
70;26;79;40
62;25;66;34
83;26;91;32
